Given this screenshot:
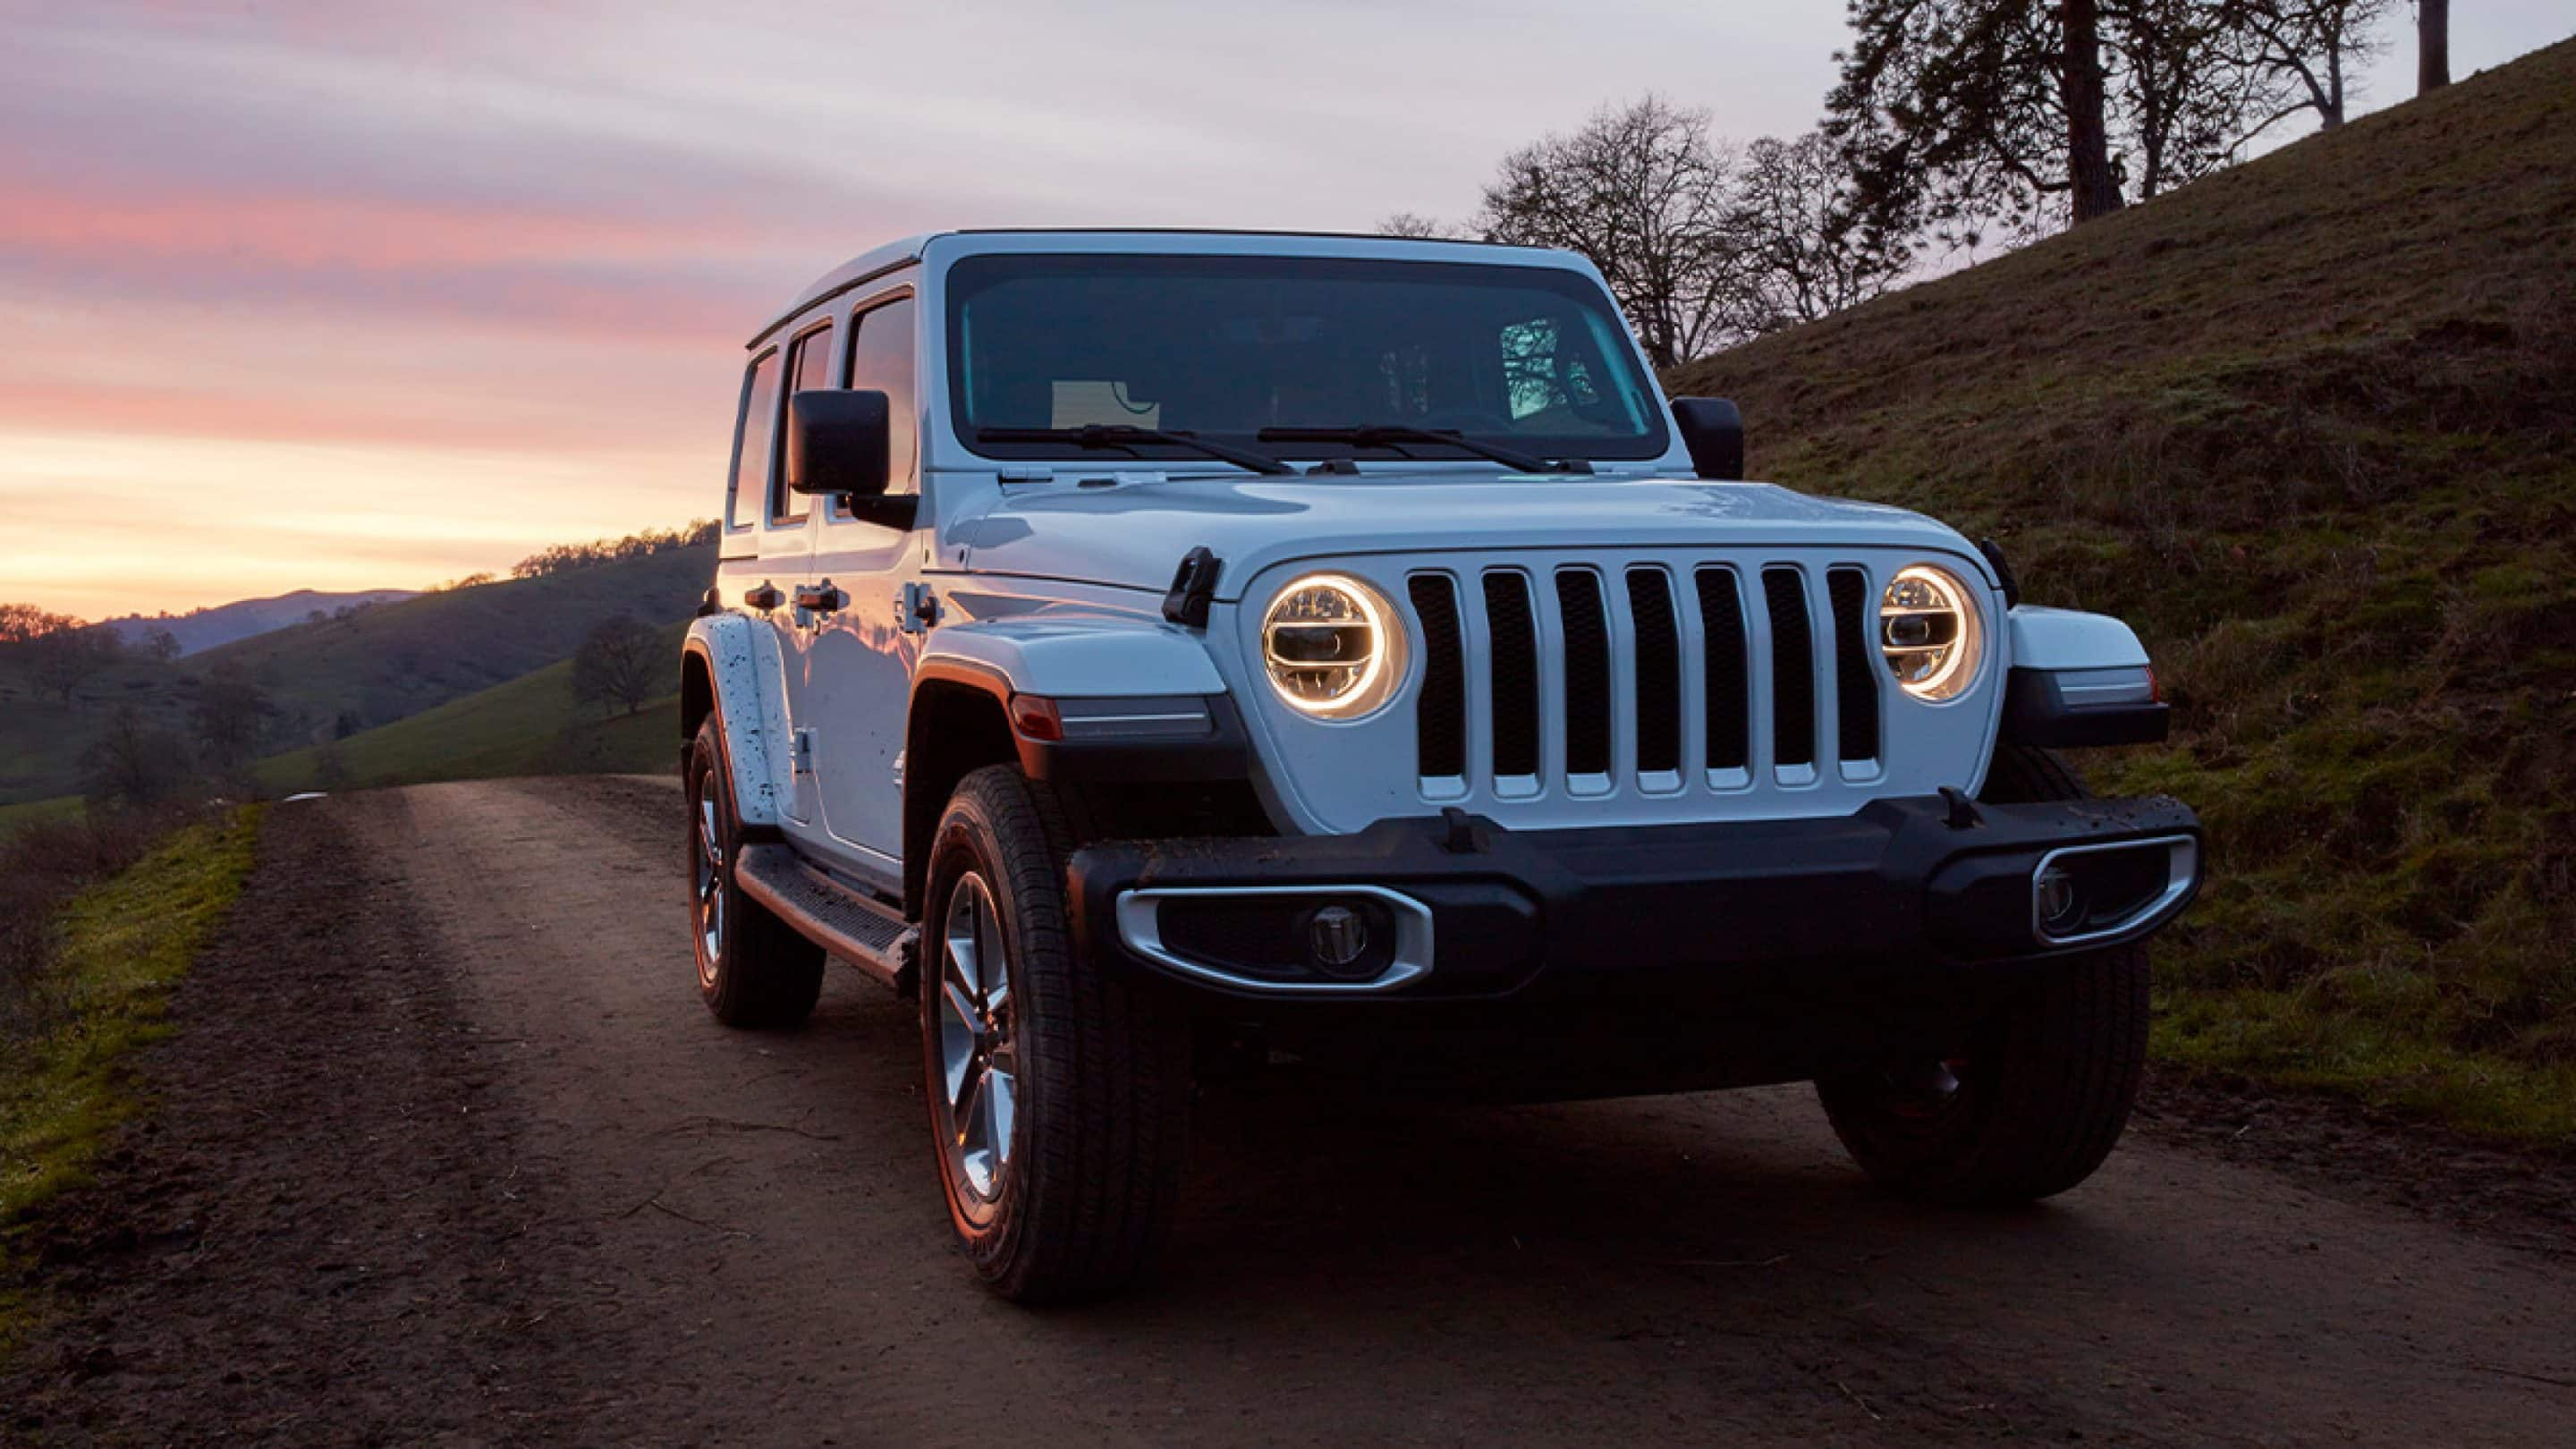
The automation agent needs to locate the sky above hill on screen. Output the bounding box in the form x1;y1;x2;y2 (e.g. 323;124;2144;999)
2;0;2566;618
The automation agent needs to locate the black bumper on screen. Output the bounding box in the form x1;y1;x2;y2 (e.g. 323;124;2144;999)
1067;793;2200;1009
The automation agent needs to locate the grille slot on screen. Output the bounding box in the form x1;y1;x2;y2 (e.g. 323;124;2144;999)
1827;566;1880;765
1695;567;1750;771
1762;567;1817;769
1482;572;1541;779
1626;567;1682;775
1555;570;1613;778
1408;574;1467;779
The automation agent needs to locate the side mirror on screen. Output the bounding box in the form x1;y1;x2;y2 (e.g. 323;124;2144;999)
1670;397;1743;481
787;388;918;530
787;388;892;496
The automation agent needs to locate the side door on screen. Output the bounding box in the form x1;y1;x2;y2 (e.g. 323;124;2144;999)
803;292;924;880
767;320;835;824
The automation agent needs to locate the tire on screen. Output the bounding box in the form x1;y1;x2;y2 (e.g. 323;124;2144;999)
1815;741;2149;1205
919;765;1190;1303
687;716;824;1029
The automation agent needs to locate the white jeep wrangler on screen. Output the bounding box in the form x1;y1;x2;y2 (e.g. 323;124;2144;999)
681;230;2200;1302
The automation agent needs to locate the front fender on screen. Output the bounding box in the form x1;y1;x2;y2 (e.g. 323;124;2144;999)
916;616;1224;699
685;614;795;834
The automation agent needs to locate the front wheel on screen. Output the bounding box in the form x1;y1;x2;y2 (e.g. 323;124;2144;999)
919;766;1190;1303
1817;741;2149;1204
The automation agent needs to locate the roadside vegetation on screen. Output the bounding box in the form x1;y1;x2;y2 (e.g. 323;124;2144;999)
0;807;260;1343
0;532;713;813
1669;40;2576;1140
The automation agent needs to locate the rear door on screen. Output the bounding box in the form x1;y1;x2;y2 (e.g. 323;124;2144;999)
804;292;923;881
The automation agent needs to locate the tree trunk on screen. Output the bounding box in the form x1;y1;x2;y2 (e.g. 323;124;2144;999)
2061;0;2124;224
2419;0;2451;94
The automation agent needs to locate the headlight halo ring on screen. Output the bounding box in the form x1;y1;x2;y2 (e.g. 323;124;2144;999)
1880;562;1986;702
1260;572;1408;720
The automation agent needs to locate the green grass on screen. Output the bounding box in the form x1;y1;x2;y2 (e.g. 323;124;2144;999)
0;808;261;1345
253;618;688;795
1670;40;2576;1141
0;796;80;839
0;545;713;809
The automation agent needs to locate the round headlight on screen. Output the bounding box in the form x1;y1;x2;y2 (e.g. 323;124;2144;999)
1261;573;1405;718
1880;564;1984;701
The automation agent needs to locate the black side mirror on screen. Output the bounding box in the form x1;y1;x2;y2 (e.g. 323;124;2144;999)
787;389;917;530
787;389;891;496
1670;397;1743;481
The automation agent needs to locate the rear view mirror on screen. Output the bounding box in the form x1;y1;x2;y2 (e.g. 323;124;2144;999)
1670;397;1743;481
786;389;892;497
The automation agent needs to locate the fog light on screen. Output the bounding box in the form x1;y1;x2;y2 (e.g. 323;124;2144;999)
2035;863;2084;937
1306;904;1370;974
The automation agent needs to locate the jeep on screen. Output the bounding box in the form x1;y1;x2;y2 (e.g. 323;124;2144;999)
679;230;2201;1302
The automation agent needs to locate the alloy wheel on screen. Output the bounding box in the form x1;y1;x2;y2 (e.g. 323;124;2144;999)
935;871;1018;1225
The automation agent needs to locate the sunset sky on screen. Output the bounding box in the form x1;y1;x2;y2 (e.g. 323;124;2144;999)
4;1;2565;621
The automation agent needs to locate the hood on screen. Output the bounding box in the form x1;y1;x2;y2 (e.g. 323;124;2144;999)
945;470;1987;599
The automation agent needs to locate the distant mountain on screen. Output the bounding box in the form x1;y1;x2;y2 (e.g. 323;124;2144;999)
105;589;420;657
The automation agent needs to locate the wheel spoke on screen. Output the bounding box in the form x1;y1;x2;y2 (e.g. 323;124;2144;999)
953;1054;988;1146
985;1065;1017;1171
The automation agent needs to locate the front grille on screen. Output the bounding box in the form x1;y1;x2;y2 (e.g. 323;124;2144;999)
1762;567;1817;769
1407;555;1892;797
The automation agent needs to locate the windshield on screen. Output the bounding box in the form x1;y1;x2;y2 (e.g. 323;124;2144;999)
946;253;1668;466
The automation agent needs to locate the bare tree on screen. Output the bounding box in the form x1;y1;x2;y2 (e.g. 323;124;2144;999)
2220;0;2391;140
1377;212;1455;240
80;705;195;809
191;662;270;770
23;624;121;706
1726;131;1912;333
571;615;664;717
1475;96;1744;368
2417;0;2449;92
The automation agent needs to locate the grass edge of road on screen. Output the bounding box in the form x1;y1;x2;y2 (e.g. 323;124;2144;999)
0;806;262;1352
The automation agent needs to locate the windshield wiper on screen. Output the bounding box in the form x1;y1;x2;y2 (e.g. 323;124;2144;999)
1257;425;1588;475
975;425;1294;476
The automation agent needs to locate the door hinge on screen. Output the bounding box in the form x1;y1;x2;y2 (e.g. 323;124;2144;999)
899;581;941;634
792;728;816;775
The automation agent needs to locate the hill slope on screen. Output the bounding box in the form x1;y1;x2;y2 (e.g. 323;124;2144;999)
1670;40;2576;1136
0;546;712;806
254;620;687;796
103;589;419;657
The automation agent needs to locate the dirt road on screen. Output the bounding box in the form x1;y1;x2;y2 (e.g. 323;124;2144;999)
10;776;2573;1446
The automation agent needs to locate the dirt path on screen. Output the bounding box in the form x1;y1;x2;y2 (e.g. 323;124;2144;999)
10;776;2574;1446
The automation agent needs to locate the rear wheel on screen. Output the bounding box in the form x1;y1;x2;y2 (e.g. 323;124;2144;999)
1816;744;2150;1204
687;716;824;1029
919;766;1190;1303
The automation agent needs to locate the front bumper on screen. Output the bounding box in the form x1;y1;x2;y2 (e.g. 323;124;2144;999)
1067;792;2200;1008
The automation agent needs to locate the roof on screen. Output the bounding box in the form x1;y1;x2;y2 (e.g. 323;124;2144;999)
746;228;1565;350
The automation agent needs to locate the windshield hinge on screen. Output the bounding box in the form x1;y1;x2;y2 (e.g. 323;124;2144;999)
1162;547;1223;629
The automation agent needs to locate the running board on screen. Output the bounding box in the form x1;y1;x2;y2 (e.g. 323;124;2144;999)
734;844;917;994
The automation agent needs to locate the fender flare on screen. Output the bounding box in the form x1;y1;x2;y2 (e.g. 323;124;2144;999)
2005;605;2150;671
2001;606;2166;748
912;616;1226;699
683;614;795;834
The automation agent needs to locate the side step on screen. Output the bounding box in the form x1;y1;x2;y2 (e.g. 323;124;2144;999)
734;844;917;993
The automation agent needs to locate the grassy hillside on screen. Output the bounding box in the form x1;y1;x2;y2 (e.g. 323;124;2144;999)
0;546;711;807
256;619;688;796
1670;40;2576;1138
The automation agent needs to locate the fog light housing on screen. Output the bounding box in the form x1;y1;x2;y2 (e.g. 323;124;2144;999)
2034;863;2084;936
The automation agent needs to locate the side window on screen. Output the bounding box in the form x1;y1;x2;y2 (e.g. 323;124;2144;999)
842;297;919;509
774;323;835;525
726;350;781;534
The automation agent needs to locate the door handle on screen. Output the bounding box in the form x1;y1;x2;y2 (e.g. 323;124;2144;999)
794;581;844;613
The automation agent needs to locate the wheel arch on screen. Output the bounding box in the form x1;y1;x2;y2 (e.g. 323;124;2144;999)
903;660;1021;915
683;614;793;834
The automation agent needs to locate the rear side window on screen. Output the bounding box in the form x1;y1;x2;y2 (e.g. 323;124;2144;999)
842;297;919;507
775;323;835;525
726;349;780;533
